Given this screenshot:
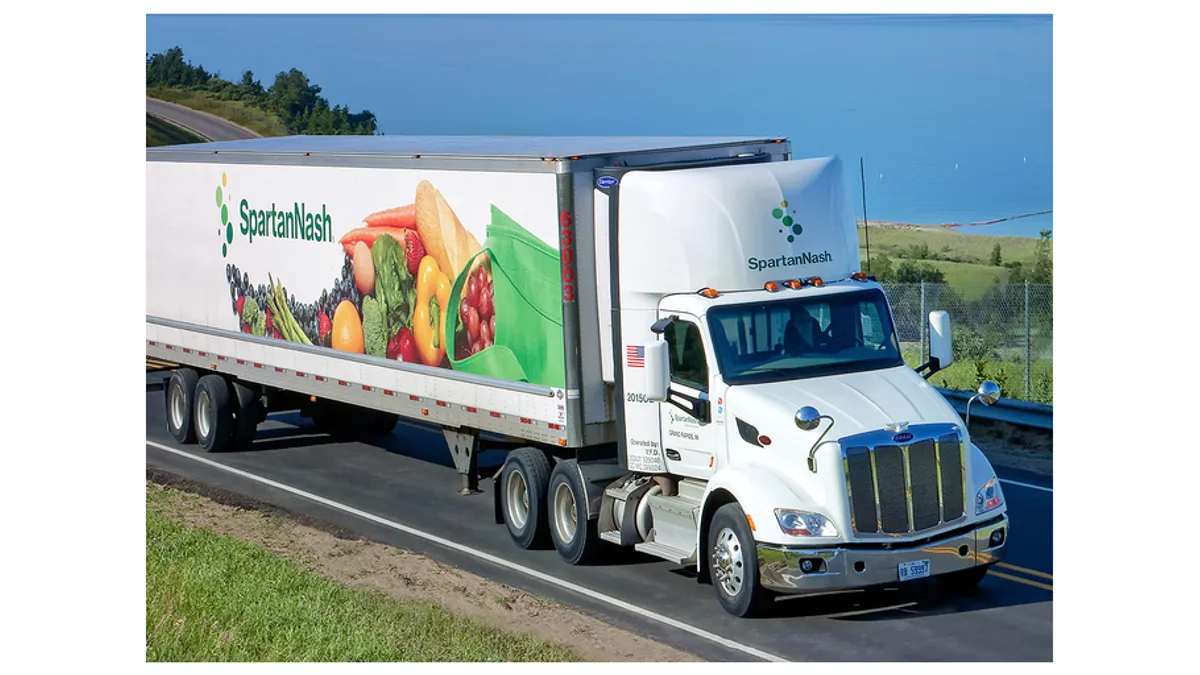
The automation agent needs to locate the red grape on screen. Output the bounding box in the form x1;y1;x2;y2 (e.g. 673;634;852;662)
467;307;481;344
480;316;492;344
479;285;493;321
467;276;481;310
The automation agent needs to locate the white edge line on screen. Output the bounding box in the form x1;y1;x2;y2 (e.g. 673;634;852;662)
145;440;788;663
999;479;1052;493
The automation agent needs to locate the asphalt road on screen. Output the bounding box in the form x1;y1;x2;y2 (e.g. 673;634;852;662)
146;97;261;142
144;369;1052;662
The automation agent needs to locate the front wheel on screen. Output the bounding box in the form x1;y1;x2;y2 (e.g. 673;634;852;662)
708;503;774;617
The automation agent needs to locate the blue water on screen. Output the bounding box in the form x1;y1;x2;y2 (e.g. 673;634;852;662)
146;14;1052;237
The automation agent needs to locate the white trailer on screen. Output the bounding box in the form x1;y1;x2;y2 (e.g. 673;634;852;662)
147;136;1008;617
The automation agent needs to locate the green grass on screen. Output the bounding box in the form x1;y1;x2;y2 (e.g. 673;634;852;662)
859;222;1045;268
148;86;290;137
146;113;206;147
145;495;579;662
901;346;1053;404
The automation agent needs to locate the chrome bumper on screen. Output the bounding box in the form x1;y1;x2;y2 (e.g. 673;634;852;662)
757;514;1008;594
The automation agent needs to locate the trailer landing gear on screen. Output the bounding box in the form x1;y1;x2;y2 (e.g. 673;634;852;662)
443;428;481;496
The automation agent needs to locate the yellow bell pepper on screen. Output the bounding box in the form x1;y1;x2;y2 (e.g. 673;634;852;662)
414;255;451;366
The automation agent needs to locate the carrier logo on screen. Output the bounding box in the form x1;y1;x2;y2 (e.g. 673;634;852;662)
893;432;915;443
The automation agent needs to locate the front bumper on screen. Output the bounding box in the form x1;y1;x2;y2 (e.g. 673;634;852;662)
757;514;1008;594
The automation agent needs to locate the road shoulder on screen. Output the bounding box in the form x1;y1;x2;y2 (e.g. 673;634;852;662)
146;469;700;663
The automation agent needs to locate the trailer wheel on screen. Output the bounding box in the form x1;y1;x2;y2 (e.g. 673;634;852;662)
708;503;774;618
501;448;552;549
194;375;233;453
548;460;604;565
937;565;991;592
229;380;261;451
165;369;200;444
367;411;398;436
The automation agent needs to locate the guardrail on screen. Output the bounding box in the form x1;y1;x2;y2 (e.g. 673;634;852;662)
936;387;1052;430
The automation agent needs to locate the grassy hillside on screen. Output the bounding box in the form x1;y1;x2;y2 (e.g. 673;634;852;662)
857;220;1050;291
146;113;206;147
859;221;1044;266
148;86;289;137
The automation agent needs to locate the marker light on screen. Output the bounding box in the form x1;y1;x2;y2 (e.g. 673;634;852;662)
808;277;824;287
851;272;868;281
764;281;780;292
698;287;719;298
785;279;804;289
758;435;772;446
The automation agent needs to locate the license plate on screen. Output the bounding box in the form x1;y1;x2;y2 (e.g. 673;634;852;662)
898;559;931;581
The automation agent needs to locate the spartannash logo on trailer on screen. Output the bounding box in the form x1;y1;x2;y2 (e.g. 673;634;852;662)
214;171;335;258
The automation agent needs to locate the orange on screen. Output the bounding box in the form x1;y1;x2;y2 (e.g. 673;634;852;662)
332;300;364;353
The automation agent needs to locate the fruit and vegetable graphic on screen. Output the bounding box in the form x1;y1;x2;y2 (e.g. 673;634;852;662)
224;179;566;388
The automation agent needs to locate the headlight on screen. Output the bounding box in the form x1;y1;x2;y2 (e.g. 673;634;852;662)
774;509;838;537
975;476;1004;515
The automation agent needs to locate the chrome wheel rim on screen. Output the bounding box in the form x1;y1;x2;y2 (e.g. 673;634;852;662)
553;482;578;544
169;382;186;431
712;527;745;597
506;470;529;530
196;389;212;439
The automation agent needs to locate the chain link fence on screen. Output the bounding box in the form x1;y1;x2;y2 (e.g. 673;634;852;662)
880;282;1053;404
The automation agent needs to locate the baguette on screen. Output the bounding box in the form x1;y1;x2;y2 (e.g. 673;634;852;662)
415;180;482;280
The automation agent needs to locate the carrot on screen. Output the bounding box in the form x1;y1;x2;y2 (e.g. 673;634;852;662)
339;226;414;256
363;204;417;229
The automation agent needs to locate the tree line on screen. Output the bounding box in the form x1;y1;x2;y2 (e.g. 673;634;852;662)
146;47;377;136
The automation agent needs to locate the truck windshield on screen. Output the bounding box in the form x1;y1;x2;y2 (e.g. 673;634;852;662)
705;288;904;384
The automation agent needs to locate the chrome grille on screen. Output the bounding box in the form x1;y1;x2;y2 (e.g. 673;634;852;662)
841;424;965;536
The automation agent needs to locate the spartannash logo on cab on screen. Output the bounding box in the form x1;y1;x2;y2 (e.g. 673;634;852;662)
746;199;833;272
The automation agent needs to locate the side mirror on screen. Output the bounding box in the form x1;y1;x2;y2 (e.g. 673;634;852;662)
642;341;670;402
965;380;1001;429
929;310;952;372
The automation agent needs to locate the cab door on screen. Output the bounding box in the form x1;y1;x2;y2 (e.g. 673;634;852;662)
658;315;719;480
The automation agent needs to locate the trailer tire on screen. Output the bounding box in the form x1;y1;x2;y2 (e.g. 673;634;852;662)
229;380;261;451
367;411;398;436
548;460;604;565
501;448;552;549
194;375;234;453
165;368;200;444
937;564;991;592
708;503;774;618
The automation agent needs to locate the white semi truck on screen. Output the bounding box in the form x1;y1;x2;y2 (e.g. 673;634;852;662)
147;136;1008;617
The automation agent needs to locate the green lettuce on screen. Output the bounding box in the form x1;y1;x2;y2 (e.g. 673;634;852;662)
370;233;416;342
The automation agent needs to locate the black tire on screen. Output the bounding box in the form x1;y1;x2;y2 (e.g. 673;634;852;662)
194;375;234;453
165;369;200;444
547;460;604;565
367;411;398;436
501;448;552;549
229;380;261;451
937;565;991;592
708;503;774;617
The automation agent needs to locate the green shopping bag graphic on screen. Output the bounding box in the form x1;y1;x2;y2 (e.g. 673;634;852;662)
444;205;565;389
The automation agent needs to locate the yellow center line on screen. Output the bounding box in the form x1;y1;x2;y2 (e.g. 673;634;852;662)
989;569;1053;592
996;562;1053;580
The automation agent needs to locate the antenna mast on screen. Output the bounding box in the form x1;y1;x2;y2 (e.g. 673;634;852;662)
860;157;871;275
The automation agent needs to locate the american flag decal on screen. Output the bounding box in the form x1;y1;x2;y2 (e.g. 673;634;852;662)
626;345;645;368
